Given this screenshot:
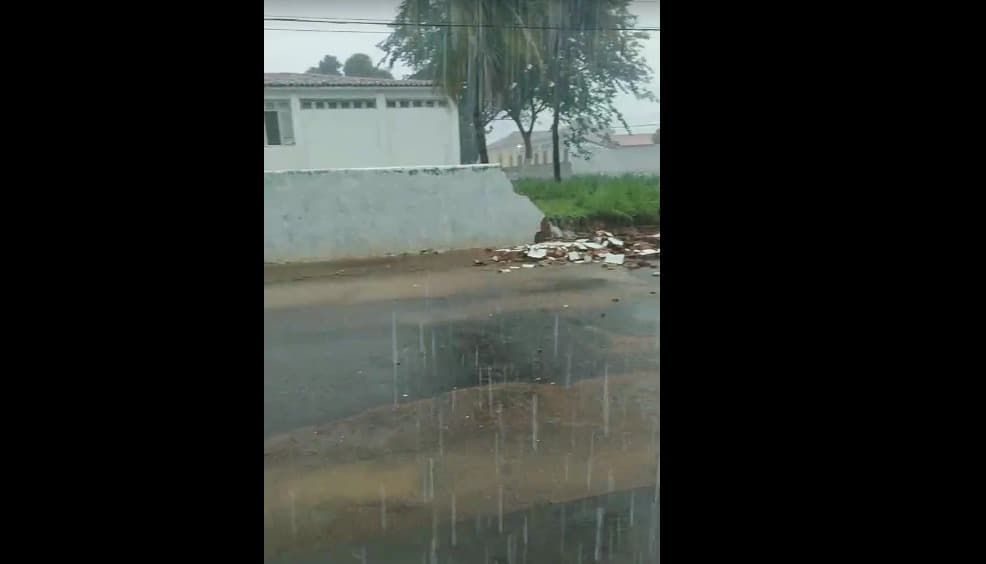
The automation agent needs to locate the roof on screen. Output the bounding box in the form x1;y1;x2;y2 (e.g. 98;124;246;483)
264;72;433;88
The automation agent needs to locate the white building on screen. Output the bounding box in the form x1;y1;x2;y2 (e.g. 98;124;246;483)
264;73;461;170
487;130;572;168
488;128;659;178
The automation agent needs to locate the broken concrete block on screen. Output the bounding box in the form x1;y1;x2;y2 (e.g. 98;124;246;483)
608;237;624;247
604;254;625;265
526;248;548;259
568;251;581;261
522;264;536;269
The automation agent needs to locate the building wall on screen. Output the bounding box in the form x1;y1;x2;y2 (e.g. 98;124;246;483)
264;165;543;263
501;162;573;181
570;144;660;176
264;87;460;170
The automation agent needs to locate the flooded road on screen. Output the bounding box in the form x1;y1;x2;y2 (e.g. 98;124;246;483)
264;256;659;562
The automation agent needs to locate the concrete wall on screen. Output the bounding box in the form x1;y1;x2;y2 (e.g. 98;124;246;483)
501;162;573;181
264;165;543;263
571;144;660;176
264;87;460;171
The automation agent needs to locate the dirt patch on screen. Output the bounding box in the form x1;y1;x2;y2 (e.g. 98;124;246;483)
264;249;494;285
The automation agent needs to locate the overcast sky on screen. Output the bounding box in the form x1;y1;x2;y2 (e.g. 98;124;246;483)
264;0;659;143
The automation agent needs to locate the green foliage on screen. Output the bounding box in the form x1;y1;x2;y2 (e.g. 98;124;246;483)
515;174;660;225
306;55;342;76
377;1;655;172
652;129;660;144
342;53;395;79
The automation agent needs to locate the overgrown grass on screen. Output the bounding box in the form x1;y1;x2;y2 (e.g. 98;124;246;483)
514;174;660;227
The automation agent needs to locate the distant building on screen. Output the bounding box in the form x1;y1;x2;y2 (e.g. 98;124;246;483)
600;133;656;148
487;128;659;178
264;73;460;170
487;129;571;168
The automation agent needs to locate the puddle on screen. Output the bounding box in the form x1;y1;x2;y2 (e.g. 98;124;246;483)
265;304;659;439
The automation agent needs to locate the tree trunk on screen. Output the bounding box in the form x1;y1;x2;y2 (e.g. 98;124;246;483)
458;98;478;164
551;31;562;182
473;108;489;164
473;80;489;164
521;130;532;164
551;109;561;182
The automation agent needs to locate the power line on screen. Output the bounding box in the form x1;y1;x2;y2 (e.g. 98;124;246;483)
263;16;659;32
265;14;392;22
265;27;392;34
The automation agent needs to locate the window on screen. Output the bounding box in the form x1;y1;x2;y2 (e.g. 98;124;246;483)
264;111;281;145
341;101;350;109
328;101;337;109
385;98;446;109
533;152;540;165
264;100;294;145
353;101;363;109
301;100;312;109
366;99;376;108
315;101;325;109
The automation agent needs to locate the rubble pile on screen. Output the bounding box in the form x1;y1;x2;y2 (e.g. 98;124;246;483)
474;230;660;273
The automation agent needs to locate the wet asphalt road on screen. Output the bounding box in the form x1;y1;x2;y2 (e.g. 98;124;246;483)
264;261;660;562
264;265;659;439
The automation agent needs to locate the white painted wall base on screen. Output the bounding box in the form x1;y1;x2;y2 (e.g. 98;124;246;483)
264;165;543;263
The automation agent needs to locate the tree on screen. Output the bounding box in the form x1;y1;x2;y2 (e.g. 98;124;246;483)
652;128;660;144
497;3;552;163
379;0;520;164
540;0;656;181
342;53;395;79
379;1;653;172
306;55;342;75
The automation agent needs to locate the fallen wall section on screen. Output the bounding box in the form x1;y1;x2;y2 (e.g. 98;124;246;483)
264;165;543;263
